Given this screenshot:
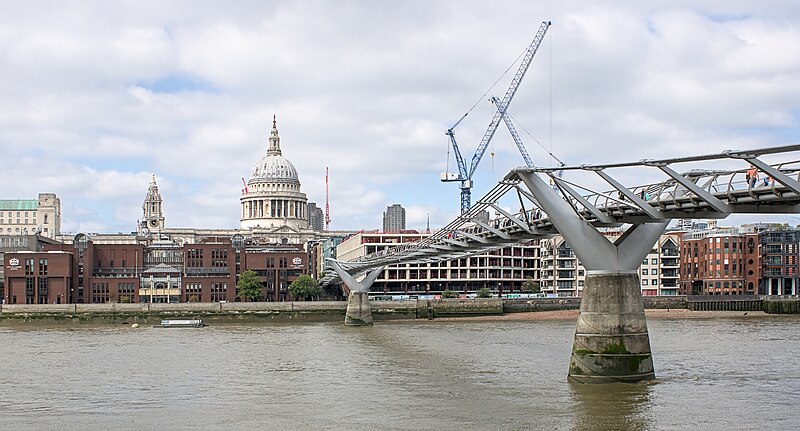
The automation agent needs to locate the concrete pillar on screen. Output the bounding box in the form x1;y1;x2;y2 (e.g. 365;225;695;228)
568;272;654;383
345;291;373;326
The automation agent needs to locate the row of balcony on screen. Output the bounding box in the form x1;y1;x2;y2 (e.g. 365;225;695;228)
92;267;231;277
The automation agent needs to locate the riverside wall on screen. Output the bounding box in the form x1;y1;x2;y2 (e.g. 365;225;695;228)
0;298;502;325
502;295;688;313
1;296;797;325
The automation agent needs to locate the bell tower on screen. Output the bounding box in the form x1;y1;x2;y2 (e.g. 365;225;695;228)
142;175;165;232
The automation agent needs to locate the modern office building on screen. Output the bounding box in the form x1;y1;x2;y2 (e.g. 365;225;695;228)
758;229;799;295
382;204;406;233
336;231;540;294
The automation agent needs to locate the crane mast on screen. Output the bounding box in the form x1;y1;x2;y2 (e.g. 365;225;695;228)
325;167;330;231
442;20;551;213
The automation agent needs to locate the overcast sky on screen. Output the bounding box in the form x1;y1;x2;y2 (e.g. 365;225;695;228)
2;0;799;234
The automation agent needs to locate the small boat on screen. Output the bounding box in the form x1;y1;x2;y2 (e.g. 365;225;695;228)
157;319;207;328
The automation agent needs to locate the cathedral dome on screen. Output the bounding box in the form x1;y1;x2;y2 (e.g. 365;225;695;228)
240;115;309;233
248;116;299;183
250;154;298;183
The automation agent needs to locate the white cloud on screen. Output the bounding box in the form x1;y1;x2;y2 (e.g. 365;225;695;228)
2;0;799;233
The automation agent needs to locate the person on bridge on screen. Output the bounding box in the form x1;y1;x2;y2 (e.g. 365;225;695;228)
747;166;759;188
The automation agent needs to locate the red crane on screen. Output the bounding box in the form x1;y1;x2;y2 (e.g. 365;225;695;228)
325;167;331;231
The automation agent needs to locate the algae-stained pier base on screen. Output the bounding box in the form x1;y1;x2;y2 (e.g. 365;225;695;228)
568;273;654;383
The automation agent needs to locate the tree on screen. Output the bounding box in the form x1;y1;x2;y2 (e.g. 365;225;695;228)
522;277;541;294
441;289;458;298
476;287;492;298
237;270;263;302
289;275;322;301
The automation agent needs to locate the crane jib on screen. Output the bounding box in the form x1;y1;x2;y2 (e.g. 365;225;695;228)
444;20;551;213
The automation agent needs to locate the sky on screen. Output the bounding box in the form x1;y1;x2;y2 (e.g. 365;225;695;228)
2;0;800;234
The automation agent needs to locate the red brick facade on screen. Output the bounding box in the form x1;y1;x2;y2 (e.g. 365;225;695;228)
4;238;307;304
3;252;72;304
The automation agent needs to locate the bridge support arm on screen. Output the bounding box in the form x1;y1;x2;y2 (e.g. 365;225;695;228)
656;165;730;213
518;171;667;272
330;261;384;326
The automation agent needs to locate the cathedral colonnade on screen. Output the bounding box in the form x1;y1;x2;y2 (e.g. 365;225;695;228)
241;199;307;221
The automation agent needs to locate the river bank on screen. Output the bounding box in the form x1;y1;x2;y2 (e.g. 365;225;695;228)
0;297;795;326
432;308;772;322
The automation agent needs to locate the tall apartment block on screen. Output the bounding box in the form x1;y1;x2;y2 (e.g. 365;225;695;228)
307;202;325;232
382;204;406;233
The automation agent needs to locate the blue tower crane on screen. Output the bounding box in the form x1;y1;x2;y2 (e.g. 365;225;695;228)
442;20;551;213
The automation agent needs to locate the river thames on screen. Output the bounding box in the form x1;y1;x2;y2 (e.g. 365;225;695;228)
1;315;799;430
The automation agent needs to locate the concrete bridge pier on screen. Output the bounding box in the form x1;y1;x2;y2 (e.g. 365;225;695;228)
518;171;667;383
330;261;384;326
568;271;654;383
345;291;373;326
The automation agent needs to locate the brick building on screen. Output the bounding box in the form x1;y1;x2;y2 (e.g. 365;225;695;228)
183;238;237;303
244;244;306;301
680;229;753;295
3;251;72;304
3;235;308;304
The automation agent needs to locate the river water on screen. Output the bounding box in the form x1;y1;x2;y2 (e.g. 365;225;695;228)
1;316;799;430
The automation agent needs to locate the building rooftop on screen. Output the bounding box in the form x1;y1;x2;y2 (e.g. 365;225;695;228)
0;200;38;211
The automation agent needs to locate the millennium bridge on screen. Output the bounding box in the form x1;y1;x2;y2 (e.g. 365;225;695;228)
323;144;800;383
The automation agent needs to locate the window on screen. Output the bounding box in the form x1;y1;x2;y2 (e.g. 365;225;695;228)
652;269;657;275
651;280;657;285
651;259;658;265
642;269;648;275
642;279;647;286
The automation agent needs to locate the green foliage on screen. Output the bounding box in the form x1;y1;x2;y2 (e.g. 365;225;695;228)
522;277;541;294
237;270;263;302
476;287;492;298
289;275;322;301
441;289;458;298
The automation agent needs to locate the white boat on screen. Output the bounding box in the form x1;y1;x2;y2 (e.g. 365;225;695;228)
158;319;207;328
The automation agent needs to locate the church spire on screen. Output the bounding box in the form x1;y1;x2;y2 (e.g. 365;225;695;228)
143;174;164;231
268;114;282;156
